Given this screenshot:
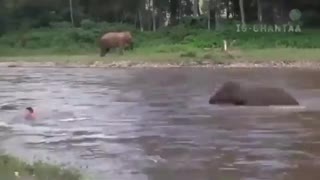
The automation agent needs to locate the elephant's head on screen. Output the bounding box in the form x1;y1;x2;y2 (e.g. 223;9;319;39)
209;81;245;105
125;40;134;50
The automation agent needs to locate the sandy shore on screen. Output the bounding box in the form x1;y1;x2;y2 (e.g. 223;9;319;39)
1;60;320;69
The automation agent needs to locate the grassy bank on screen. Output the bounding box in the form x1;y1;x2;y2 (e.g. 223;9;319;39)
0;48;319;68
0;23;320;66
0;154;85;180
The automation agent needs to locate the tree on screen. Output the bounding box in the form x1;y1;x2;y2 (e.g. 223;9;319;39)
257;0;262;23
193;0;200;16
208;0;212;30
151;0;156;31
138;1;144;32
69;0;74;26
239;0;245;25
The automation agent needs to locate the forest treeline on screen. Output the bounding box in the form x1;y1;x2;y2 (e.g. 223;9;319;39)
1;0;320;34
0;0;320;56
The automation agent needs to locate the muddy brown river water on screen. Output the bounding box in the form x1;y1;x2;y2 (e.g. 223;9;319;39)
1;67;320;180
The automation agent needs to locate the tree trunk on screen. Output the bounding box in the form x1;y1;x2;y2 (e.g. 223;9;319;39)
170;0;179;25
138;10;144;32
257;0;262;23
215;0;221;30
147;0;152;30
239;0;245;25
226;0;230;19
178;0;182;20
208;0;212;30
193;0;199;16
69;0;74;27
185;0;193;15
151;0;156;31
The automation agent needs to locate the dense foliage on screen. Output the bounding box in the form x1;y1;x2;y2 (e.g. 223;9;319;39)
1;0;320;33
0;0;319;55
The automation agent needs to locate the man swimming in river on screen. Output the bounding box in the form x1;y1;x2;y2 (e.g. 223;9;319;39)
25;107;36;120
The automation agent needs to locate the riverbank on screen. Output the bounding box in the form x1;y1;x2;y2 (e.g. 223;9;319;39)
1;48;320;69
0;154;85;180
1;24;320;69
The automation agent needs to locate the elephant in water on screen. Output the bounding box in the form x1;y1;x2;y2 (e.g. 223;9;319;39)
209;81;299;106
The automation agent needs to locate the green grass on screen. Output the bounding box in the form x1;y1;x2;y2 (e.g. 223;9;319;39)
0;154;85;180
232;48;320;62
1;48;319;67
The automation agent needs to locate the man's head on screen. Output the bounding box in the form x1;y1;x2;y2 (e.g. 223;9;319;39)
25;107;36;120
26;107;34;113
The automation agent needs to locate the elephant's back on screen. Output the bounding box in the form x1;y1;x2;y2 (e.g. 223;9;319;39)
242;87;299;106
100;32;132;46
101;32;118;40
99;32;120;47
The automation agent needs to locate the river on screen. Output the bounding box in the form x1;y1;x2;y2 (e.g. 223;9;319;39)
1;67;320;180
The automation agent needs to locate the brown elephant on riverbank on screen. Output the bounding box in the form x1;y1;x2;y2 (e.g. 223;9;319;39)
99;31;134;57
209;81;299;106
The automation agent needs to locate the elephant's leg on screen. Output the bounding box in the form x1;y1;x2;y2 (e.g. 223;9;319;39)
100;50;104;57
128;42;134;51
117;47;124;55
100;50;106;57
100;48;110;57
124;44;131;51
100;48;106;57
